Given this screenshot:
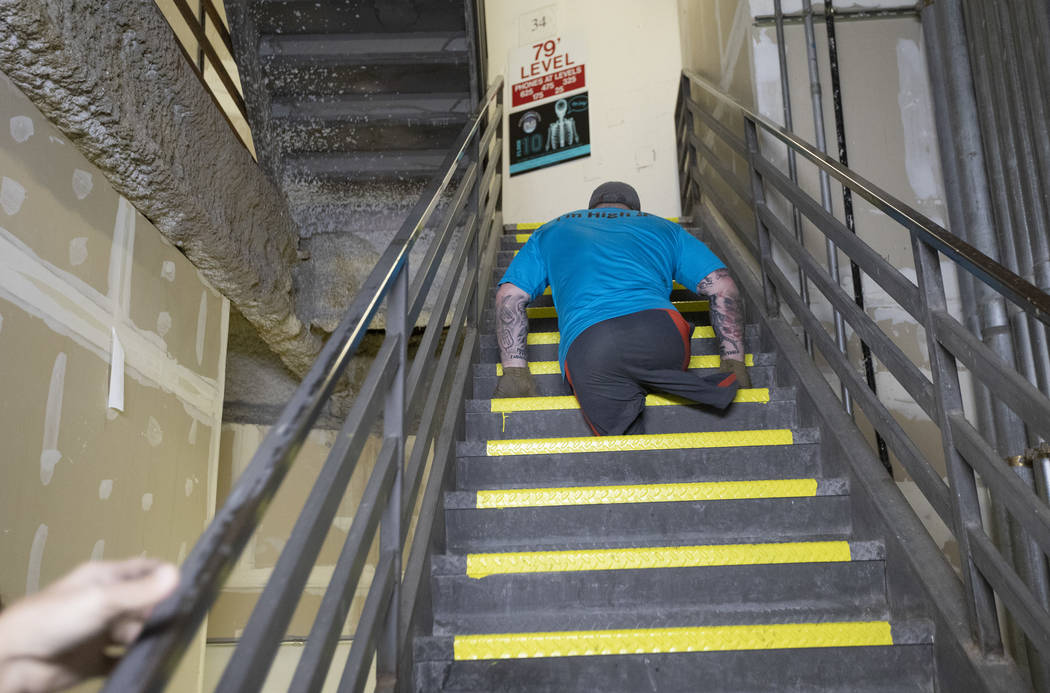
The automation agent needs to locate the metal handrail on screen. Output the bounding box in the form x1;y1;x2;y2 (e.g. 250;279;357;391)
678;67;1050;670
683;68;1050;328
102;76;505;692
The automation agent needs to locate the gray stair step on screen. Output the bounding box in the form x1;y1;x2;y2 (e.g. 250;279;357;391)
272;93;471;123
414;640;935;692
479;325;762;361
283;150;449;181
255;0;466;35
454;436;824;490
472;356;777;398
261;60;470;97
444;495;852;553
258;31;469;61
463;390;797;439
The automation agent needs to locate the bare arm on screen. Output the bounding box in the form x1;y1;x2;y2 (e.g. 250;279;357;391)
696;268;744;362
496;282;530;367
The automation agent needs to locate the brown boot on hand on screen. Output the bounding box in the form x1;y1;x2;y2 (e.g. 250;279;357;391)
493;366;538;398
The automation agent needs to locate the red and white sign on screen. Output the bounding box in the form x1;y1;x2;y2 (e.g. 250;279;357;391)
509;36;587;108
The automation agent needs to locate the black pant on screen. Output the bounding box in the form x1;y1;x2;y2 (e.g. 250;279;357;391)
564;308;739;436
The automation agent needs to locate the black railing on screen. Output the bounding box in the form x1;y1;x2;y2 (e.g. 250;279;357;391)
102;76;504;693
677;68;1050;676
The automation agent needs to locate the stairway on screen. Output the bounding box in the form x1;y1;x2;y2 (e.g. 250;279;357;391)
411;222;936;691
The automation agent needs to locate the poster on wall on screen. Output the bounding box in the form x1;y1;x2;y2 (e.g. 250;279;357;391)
508;92;591;176
508;34;590;176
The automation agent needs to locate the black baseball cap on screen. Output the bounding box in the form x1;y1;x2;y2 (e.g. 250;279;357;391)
588;181;641;211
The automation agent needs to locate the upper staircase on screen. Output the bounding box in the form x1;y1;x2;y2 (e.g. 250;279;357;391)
411;222;935;692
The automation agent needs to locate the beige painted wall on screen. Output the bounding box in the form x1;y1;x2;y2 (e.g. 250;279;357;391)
0;71;229;690
488;0;685;223
676;1;966;549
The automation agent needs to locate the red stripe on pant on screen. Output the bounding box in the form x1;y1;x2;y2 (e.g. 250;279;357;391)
662;308;692;370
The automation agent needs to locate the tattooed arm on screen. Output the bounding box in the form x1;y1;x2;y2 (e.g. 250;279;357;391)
696;269;744;362
496;282;531;367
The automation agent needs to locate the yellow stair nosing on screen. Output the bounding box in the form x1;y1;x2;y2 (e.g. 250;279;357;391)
453;621;894;660
474;478;817;509
465;540;852;578
485;429;794;456
495;353;755;376
525;326;715;344
490;388;770;412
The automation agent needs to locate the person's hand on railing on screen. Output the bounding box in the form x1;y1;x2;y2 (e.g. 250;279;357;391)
0;559;178;693
494;366;538;398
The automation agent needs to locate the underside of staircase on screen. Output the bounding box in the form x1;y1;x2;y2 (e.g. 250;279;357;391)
409;222;942;692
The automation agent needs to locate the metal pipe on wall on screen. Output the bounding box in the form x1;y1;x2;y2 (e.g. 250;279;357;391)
920;0;1027;460
824;0;890;473
773;0;812;357
800;0;852;415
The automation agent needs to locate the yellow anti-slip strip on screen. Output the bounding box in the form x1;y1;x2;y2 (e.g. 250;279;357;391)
527;300;707;319
453;621;893;660
514;217;681;234
496;354;754;376
474;478;816;510
486;429;794;456
465;540;849;578
527;325;714;344
491;388;769;412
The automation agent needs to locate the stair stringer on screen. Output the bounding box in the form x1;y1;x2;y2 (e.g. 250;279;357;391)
691;205;1030;693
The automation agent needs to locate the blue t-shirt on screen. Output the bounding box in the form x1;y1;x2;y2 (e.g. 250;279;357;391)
499;209;725;369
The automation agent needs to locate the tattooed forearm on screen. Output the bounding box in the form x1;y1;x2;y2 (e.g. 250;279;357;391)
697;269;744;360
496;283;530;366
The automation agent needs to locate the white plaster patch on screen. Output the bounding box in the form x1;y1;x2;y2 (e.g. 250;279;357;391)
9;115;34;142
146;416;163;447
185;478;194;497
71;169;94;200
26;524;48;594
156;311;172;337
1;176;26;216
896;39;940;202
195;290;208;366
332;517;353;533
40;352;66;485
0;312;3;334
68;237;88;266
106;408;119;421
91;539;105;561
99;479;113;499
161;260;176;282
188;418;198;445
141;493;154;511
177;541;189;564
48;136;65;145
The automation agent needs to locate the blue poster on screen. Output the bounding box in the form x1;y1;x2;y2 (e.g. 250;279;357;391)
508;92;591;176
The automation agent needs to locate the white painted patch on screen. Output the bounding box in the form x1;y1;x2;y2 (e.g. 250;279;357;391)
188;418;198;445
0;312;3;334
71;169;94;200
176;541;189;564
91;539;105;561
146;416;163;447
40;352;66;485
9;115;34;142
1;176;26;216
195;291;207;366
68;237;88;266
48;136;65;145
896;39;940;202
99;479;113;499
141;493;154;511
752;28;783;120
26;524;48;594
332;517;353;533
156;311;172;337
106;408;119;421
185;478;194;496
161;260;176;282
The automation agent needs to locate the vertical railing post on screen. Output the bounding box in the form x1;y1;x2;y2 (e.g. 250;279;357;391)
378;264;408;687
744;118;779;317
677;74;694;210
467;109;484;329
911;237;1003;654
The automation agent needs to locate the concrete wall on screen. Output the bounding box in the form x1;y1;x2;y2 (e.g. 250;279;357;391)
0;71;229;690
676;1;964;549
487;0;685;223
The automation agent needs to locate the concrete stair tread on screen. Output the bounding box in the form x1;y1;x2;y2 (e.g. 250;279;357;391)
255;0;466;35
283;150;449;179
271;92;472;123
259;31;469;61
